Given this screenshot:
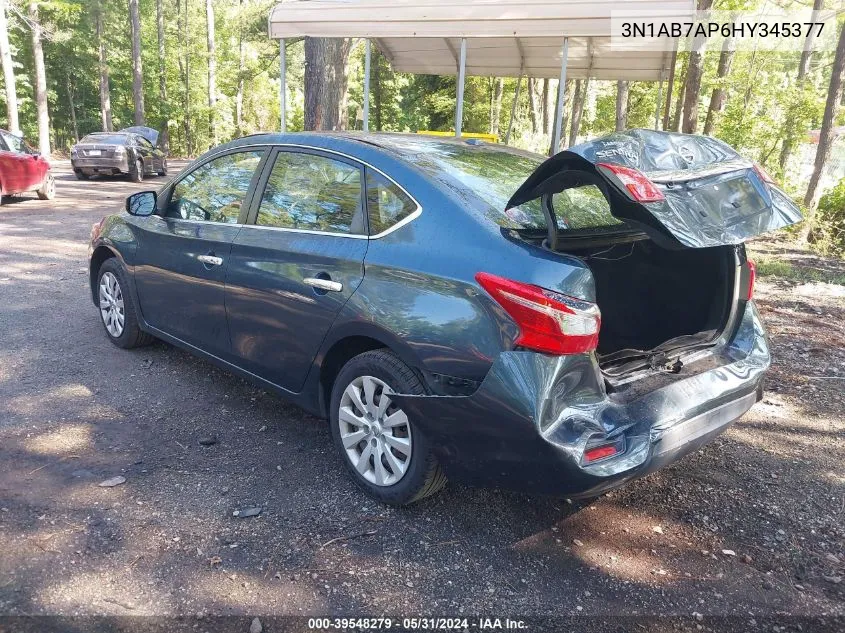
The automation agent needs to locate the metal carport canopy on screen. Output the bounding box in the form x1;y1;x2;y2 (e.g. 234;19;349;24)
268;0;694;149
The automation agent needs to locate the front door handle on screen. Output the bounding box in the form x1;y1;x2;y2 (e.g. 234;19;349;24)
197;254;223;266
304;277;343;292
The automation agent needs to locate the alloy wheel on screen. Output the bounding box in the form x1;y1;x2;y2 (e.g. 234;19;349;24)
338;375;412;487
99;271;125;338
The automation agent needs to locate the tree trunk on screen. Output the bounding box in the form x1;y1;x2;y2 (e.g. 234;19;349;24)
672;55;688;132
0;0;18;134
156;0;169;150
129;0;145;125
804;21;845;214
703;36;734;136
304;37;352;131
490;77;504;136
235;0;244;136
372;46;384;132
177;0;191;154
569;78;587;146
541;78;550;135
662;49;677;131
681;0;713;134
205;0;216;145
615;80;629;132
527;78;539;134
96;1;113;132
28;2;49;156
780;0;824;170
66;74;78;142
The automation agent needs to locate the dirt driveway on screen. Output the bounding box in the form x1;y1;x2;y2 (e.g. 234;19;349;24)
0;161;843;631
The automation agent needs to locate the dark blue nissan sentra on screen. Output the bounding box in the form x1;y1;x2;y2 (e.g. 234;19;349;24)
88;129;802;505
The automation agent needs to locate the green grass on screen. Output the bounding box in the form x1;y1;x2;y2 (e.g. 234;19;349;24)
755;257;845;286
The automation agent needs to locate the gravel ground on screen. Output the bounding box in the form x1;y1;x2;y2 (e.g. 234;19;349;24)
0;162;843;630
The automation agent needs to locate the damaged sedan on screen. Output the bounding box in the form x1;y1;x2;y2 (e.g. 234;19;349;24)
87;130;802;505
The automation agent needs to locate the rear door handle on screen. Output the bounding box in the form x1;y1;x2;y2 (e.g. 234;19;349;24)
304;277;343;292
197;255;223;266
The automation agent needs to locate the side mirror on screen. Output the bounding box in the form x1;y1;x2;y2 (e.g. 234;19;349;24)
126;191;157;216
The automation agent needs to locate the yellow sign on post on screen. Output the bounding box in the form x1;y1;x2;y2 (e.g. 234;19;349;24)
417;130;499;144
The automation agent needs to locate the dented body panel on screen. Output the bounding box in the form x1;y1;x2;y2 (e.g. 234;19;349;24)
506;129;803;249
392;301;768;496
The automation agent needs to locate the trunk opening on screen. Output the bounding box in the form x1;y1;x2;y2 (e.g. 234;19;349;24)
537;234;737;374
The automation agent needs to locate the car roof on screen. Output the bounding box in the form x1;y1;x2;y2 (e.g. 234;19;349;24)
221;131;543;177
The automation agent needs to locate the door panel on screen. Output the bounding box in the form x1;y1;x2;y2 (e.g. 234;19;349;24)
0;150;22;194
132;149;266;356
134;218;243;355
225;149;368;392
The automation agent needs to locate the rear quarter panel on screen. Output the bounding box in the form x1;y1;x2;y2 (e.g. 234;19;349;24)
317;139;596;383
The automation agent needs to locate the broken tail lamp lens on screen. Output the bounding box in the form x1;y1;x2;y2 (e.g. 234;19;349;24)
597;162;665;203
475;273;601;356
582;436;626;465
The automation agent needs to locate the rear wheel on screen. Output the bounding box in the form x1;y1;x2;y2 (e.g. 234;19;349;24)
36;172;55;200
329;350;446;505
129;159;144;183
96;258;153;349
74;170;89;180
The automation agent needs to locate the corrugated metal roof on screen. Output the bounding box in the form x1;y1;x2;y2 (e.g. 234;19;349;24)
269;0;693;80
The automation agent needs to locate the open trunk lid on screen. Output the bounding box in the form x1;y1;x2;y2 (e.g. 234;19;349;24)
119;126;159;147
506;129;802;248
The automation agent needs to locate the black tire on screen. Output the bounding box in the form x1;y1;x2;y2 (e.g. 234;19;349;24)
129;159;144;183
36;172;55;200
157;159;168;177
75;171;89;180
96;258;154;349
329;350;446;505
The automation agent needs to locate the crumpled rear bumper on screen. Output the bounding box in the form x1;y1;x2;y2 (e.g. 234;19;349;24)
392;302;769;497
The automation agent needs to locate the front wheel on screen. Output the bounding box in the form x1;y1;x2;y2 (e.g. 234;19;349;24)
329;350;446;505
37;172;55;200
96;258;153;349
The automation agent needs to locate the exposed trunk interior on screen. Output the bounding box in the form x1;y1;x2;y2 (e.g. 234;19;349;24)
568;238;736;362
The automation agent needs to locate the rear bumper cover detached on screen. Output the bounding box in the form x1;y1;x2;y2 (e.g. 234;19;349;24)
392;302;769;497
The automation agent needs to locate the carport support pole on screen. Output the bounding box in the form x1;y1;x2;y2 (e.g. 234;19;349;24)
279;38;287;133
455;38;467;137
363;39;371;132
550;37;569;156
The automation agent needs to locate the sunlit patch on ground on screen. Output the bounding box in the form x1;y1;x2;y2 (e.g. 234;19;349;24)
24;423;93;456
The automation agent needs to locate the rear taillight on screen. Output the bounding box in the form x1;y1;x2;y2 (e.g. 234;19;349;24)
597;162;665;203
746;259;756;300
475;272;600;355
753;163;775;185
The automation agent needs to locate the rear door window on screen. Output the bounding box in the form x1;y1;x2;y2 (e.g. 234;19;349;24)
257;151;365;235
365;170;417;235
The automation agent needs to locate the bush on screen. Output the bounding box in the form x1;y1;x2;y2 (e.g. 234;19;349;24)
811;179;845;258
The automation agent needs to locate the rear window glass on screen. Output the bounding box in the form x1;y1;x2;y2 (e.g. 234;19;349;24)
81;134;128;145
373;137;621;232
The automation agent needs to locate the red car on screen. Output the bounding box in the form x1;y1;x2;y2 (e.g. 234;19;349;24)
0;129;55;204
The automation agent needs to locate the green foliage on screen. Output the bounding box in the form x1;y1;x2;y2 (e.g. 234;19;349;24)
811;179;845;258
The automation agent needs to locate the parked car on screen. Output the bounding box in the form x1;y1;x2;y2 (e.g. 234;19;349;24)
87;130;802;505
71;126;167;182
0;128;54;203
